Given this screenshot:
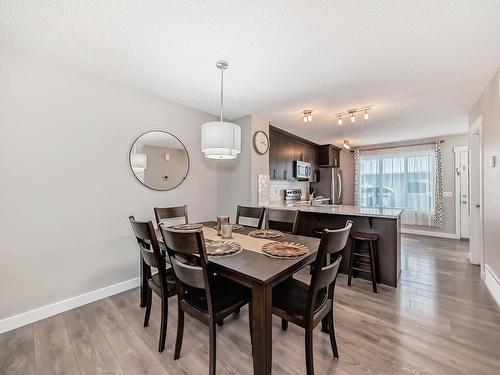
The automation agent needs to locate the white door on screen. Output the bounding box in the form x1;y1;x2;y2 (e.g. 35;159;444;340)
459;150;469;238
469;116;483;270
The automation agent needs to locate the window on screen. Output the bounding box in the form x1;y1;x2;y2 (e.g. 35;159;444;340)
357;144;438;226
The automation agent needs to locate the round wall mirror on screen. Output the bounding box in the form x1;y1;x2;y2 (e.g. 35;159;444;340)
129;131;190;191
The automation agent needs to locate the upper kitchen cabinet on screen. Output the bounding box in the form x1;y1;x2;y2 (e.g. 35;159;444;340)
269;126;319;181
318;144;341;168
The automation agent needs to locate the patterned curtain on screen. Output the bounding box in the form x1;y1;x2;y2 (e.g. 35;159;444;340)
434;140;444;228
353;149;360;206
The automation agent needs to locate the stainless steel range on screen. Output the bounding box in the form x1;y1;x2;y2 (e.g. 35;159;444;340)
283;189;302;201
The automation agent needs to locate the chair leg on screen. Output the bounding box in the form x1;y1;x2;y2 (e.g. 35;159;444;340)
217;320;224;327
158;295;168;352
347;238;355;286
143;287;152;327
374;240;381;284
327;309;339;359
209;323;217;375
305;327;315;375
174;305;184;360
368;241;378;293
321;317;328;333
281;319;288;331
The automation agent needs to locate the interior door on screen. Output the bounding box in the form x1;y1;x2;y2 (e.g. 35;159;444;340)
459;150;470;238
469;117;483;269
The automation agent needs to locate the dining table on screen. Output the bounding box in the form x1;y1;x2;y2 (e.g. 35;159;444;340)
142;221;320;375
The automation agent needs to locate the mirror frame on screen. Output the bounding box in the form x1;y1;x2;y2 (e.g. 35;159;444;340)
129;130;190;191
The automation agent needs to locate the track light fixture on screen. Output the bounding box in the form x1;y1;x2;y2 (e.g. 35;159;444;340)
335;106;372;125
303;110;312;123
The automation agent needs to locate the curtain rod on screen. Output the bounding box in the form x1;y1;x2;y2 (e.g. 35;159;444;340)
355;139;444;152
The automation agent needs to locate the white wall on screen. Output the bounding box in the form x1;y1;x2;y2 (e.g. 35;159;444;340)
250;115;270;204
0;47;220;322
469;68;500;280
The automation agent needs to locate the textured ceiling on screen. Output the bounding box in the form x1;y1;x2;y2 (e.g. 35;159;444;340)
1;0;499;146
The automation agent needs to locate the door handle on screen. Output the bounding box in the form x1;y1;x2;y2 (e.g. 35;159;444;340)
475;204;480;208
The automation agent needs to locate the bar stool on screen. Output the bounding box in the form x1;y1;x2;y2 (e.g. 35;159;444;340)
348;231;379;293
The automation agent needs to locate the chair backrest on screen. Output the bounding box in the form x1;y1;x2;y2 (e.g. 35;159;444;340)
159;225;215;314
236;205;266;228
129;216;169;293
154;205;188;227
306;220;353;319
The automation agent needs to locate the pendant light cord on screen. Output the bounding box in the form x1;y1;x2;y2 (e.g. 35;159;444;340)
220;67;224;122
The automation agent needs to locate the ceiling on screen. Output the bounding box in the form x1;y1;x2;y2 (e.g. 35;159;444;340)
1;1;499;146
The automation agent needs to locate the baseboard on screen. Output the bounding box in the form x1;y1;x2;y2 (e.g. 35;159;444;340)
0;277;140;334
401;228;459;239
484;264;500;307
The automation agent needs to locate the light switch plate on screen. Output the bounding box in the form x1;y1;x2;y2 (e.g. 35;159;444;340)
443;191;453;198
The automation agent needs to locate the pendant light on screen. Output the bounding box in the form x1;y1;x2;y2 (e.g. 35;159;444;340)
201;60;241;159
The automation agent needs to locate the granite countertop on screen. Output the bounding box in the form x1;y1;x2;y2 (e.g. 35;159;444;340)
264;201;403;219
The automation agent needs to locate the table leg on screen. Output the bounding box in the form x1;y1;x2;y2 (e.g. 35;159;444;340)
251;283;272;375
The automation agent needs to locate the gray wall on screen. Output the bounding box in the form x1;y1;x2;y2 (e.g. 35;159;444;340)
356;134;468;235
340;149;354;205
216;115;253;219
469;68;500;278
0;47;220;321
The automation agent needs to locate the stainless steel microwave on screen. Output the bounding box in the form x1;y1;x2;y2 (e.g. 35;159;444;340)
293;160;311;180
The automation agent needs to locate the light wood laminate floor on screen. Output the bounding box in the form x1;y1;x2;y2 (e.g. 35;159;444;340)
2;235;500;375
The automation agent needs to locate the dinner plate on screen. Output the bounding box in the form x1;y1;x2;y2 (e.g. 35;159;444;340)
261;241;309;258
248;229;285;240
205;240;242;256
172;223;203;230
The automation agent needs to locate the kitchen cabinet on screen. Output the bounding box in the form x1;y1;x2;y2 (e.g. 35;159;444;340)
318;144;341;168
269;126;320;181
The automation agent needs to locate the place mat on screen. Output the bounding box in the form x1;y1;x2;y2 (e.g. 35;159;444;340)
205;240;242;257
202;227;273;254
172;223;203;230
248;229;285;240
261;242;309;259
212;224;245;232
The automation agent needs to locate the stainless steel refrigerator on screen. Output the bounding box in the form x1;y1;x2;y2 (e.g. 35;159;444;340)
311;168;342;204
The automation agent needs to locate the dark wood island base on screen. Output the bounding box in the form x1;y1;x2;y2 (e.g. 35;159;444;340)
267;206;402;287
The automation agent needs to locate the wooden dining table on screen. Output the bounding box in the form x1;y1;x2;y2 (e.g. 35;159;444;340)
142;221;320;375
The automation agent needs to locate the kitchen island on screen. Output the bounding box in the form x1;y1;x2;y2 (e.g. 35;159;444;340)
265;202;403;287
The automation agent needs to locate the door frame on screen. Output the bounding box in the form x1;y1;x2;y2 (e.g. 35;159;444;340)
453;146;469;239
469;115;484;276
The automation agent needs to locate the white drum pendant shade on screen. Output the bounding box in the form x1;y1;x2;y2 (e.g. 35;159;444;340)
201;121;241;159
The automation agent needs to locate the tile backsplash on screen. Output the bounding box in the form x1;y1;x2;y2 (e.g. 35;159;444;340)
269;179;310;201
258;175;310;204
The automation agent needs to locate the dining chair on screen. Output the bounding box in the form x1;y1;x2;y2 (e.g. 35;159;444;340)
272;220;353;375
235;205;266;228
159;225;252;375
154;205;188;227
129;216;177;352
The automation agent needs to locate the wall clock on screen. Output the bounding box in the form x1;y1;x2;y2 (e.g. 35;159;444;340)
253;131;269;154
